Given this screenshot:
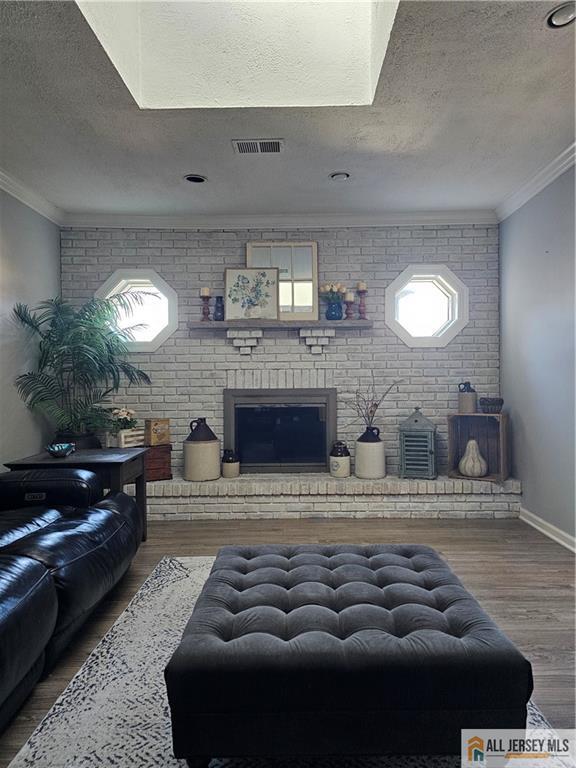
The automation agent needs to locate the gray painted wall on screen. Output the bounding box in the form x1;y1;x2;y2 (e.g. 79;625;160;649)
500;167;575;537
0;191;60;464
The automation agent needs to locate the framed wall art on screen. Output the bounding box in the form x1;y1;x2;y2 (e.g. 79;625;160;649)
225;268;280;320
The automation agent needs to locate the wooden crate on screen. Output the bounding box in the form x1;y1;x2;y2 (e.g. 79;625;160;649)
447;413;509;483
145;418;171;446
144;444;172;481
117;427;146;448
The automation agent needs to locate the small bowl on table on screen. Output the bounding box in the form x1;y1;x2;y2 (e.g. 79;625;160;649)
46;443;76;458
479;397;504;414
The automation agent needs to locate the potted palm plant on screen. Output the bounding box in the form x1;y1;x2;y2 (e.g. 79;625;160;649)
13;295;151;449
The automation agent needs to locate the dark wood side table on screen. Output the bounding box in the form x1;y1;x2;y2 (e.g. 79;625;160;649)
4;448;149;541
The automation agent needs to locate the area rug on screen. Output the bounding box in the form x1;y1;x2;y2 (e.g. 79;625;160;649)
9;556;555;768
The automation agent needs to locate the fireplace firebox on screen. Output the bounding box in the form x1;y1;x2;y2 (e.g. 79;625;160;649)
224;389;337;473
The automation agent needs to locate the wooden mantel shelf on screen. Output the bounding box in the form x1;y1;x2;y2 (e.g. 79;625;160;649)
188;319;373;331
188;318;373;355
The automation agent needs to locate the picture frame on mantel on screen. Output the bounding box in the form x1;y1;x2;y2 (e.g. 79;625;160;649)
225;267;280;320
247;241;319;322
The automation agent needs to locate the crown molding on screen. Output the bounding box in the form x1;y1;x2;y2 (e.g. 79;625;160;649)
3;147;575;229
0;168;64;225
59;209;497;230
496;143;576;222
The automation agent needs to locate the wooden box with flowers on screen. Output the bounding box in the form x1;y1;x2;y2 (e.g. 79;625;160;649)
106;408;145;448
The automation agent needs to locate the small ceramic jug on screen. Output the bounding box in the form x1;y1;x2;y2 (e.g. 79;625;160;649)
458;382;477;414
458;439;488;478
329;441;351;478
222;449;240;478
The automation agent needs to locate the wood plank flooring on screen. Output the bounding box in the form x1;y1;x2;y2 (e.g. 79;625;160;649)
0;518;573;766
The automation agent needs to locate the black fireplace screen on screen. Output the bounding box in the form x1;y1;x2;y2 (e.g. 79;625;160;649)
224;389;337;473
236;405;326;467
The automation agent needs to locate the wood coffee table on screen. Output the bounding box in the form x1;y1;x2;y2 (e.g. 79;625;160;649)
4;448;149;541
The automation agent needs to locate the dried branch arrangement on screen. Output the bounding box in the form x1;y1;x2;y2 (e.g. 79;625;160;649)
349;373;403;429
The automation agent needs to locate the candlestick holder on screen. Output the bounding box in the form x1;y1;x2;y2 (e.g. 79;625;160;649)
357;289;368;320
201;295;211;322
344;300;355;320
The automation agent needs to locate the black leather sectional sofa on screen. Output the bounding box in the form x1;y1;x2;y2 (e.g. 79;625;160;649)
0;468;142;731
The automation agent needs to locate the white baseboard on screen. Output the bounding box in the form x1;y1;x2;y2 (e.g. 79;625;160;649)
519;506;575;553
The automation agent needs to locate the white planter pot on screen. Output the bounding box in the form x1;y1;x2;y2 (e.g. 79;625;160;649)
355;440;386;479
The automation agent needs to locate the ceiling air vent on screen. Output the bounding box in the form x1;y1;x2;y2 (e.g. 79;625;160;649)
232;139;285;155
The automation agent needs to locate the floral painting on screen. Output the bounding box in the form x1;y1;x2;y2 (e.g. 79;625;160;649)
225;268;279;320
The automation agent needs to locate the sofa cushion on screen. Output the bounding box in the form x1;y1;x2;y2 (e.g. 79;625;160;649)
0;469;103;511
0;502;139;638
0;555;57;704
167;544;533;717
0;507;65;548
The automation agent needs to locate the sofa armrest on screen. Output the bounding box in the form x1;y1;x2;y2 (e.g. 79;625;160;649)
0;469;104;511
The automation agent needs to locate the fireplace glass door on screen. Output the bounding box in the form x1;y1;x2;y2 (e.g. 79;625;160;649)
224;389;336;473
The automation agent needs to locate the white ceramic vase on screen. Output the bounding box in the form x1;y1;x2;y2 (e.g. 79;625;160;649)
458;439;488;478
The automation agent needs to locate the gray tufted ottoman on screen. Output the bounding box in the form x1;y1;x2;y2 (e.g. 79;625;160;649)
165;545;533;766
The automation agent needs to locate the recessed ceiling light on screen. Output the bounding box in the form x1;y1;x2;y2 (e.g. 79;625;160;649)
546;2;575;27
184;174;207;183
329;171;351;182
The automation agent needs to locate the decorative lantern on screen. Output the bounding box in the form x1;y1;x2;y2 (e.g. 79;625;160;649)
399;407;437;479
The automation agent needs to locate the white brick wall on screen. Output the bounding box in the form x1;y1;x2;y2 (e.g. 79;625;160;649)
60;225;500;475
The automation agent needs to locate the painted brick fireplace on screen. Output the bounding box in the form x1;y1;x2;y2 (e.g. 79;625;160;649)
60;223;506;518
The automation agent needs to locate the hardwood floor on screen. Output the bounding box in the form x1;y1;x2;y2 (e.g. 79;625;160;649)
0;518;574;766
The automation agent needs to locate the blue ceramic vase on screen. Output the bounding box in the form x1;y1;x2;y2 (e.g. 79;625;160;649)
325;302;343;321
213;296;225;321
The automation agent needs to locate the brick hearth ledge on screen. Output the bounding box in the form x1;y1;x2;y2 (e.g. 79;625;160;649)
146;474;522;521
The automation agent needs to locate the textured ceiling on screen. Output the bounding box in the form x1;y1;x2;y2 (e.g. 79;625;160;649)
0;1;574;216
